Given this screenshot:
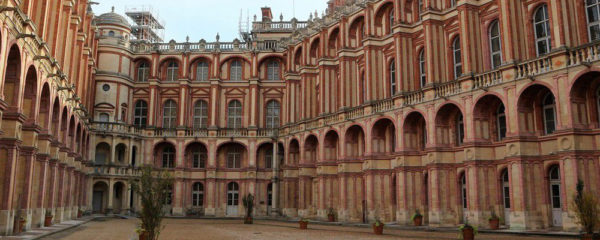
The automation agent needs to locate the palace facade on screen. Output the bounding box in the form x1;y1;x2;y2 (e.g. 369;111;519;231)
2;0;600;235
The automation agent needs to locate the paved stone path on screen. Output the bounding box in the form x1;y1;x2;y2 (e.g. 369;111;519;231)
32;218;577;240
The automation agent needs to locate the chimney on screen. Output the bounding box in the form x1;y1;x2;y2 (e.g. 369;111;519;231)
261;7;273;22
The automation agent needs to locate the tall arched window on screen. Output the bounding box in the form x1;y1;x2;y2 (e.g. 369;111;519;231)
456;114;464;145
450;0;456;8
265;100;280;128
134;100;148;128
163;100;177;129
196;62;209;81
419;50;426;88
192;183;204;207
534;5;551;56
542;93;556;135
388;8;395;34
418;0;423;20
267;61;280;81
587;0;600;41
162;146;175;168
497;104;507;141
228;100;242;128
230;60;242;81
166;61;179;81
389;60;396;96
137;62;150;82
489;20;502;69
99;113;110;122
193;100;208;129
227;146;242;168
452;37;462;79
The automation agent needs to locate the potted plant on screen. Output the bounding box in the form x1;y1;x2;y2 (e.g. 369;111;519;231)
459;221;477;240
373;219;384;235
572;180;600;240
411;209;423;226
327;207;335;222
299;218;309;229
129;165;173;240
242;194;254;224
488;209;500;230
135;226;148;240
44;210;53;227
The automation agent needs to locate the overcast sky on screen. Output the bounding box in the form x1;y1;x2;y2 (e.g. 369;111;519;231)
93;0;328;42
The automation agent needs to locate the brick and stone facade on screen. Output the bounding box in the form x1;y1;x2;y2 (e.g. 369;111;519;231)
1;0;600;236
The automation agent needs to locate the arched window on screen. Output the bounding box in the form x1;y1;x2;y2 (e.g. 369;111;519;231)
99;113;110;122
137;62;150;82
497;104;507;141
192;183;204;207
542;93;556;135
227;146;242;168
108;31;115;37
418;0;424;20
227;182;239;209
227;100;242;128
587;0;600;41
134;100;148;128
193;100;208;129
388;8;395;34
360;72;366;104
419;50;426;88
534;5;551;56
265;100;280;128
489;20;502;69
166;61;179;81
452;37;462;79
265;147;273;169
196;62;209;81
230;60;242;81
192;148;207;168
501;169;511;223
389;60;396;96
267;61;280;81
163;100;177;129
162;146;175;168
456;114;464;145
450;0;456;8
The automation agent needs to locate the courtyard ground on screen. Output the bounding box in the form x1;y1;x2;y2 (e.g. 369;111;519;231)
38;218;576;240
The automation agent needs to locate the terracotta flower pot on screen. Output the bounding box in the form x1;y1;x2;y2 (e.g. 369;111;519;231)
299;221;308;229
373;224;384;235
44;216;53;227
77;210;82;218
139;231;149;240
489;218;500;230
462;226;474;240
413;216;423;226
580;233;593;240
19;219;25;233
244;216;253;224
328;214;335;222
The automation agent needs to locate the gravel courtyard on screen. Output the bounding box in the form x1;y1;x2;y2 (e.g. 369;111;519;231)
39;218;575;240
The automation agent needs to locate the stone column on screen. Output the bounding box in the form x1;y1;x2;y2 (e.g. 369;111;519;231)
271;141;280;216
107;179;114;214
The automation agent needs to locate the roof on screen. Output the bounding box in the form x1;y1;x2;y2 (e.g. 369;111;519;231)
96;7;131;29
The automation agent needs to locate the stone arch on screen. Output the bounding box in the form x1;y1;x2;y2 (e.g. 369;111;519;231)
185;142;208;169
472;94;507;142
217;142;247;169
517;84;557;136
403;111;427;151
303;135;319;165
3;44;21;109
154;141;176;168
371;118;396;154
569;71;600;128
256;142;284;169
308;38;320;65
95;142;111;164
435;103;464;146
324;130;339;162
92;181;109;213
50;97;60;136
115;143;127;164
288;138;300;166
345;125;365;159
23;65;38;123
374;1;395;36
38;83;51;130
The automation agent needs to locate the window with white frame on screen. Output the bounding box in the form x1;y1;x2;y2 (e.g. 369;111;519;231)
166;61;179;81
228;100;242;128
193;100;208;129
587;0;600;41
163;100;177;129
196;62;209;81
456;114;465;145
192;183;204;207
192;149;207;169
162;146;175;168
389;60;396;96
230;60;242;81
452;37;462;79
419;50;426;88
265;100;280;128
497;104;507;141
542;93;556;135
489;20;502;69
137;62;150;82
227;146;242;168
267;61;280;81
533;5;552;56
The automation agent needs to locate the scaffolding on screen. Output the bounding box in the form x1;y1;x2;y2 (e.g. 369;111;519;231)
125;5;165;43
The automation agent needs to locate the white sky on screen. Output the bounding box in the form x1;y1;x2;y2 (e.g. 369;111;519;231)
93;0;328;42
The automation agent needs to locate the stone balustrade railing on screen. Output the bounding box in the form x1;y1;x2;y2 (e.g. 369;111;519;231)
91;165;141;177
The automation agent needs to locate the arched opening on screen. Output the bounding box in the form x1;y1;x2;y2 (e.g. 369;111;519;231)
135;60;151;82
113;182;126;214
349;16;366;48
226;182;240;216
115;143;127;165
324;131;339;162
374;2;394;36
92;181;109;213
38;83;51;130
500;168;511;226
548;165;562;227
229;59;243;81
473;95;507;142
303;135;319;165
533;4;551;56
22;66;38;123
293;47;303;71
162;59;179;81
403;112;427;151
131;146;137;167
192;59;210;81
328;28;340;56
134;100;148;128
288;139;300;166
345;125;365;159
68;115;75;149
185;142;207;169
459;172;467;223
517;84;556;136
51;98;60;136
263;58;282;81
372;119;396;154
60;107;68;144
3;45;21;110
569;71;600;129
435;104;464;146
95;142;111;165
256;142;283;169
154;142;176;168
309;38;320;66
217;142;246;169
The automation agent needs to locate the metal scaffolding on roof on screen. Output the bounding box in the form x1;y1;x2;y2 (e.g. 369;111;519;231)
125;5;165;43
